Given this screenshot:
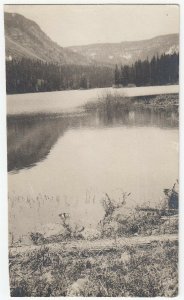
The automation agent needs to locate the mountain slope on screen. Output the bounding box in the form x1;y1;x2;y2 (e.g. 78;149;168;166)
68;34;179;66
4;12;179;67
4;12;91;65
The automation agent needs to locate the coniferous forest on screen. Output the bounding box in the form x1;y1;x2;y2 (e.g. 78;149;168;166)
6;52;179;94
6;59;114;94
114;53;179;87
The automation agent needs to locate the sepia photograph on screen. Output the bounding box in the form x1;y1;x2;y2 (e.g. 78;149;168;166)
4;3;179;297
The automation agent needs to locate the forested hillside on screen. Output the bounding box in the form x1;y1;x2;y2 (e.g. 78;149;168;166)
6;59;114;94
114;53;179;87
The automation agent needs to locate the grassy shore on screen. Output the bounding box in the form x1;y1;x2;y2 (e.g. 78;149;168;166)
10;238;178;297
84;92;179;111
9;183;178;297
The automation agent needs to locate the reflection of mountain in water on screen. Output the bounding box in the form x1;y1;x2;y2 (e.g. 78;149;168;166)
7;107;178;172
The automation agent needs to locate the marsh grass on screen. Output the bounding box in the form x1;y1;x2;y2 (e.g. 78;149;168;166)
98;189;178;239
9;181;178;246
84;92;133;112
84;92;179;112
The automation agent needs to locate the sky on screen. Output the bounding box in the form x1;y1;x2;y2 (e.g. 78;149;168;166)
4;4;179;47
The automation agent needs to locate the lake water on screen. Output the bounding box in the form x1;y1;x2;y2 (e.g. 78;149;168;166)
7;87;179;242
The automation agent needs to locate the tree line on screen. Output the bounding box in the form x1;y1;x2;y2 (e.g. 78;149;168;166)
6;58;114;94
6;52;179;94
114;53;179;87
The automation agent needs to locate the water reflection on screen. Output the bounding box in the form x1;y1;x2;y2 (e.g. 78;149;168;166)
7;107;178;172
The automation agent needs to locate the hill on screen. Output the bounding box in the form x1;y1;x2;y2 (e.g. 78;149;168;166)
68;34;179;66
4;12;91;65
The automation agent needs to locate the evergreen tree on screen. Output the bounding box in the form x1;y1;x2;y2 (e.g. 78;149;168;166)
114;65;120;85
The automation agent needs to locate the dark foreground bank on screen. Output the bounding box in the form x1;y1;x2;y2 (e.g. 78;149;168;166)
10;238;178;297
9;182;178;297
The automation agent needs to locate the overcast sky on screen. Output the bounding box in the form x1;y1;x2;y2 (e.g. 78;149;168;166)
4;4;179;47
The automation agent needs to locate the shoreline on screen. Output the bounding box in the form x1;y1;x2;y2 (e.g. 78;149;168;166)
9;233;178;297
9;183;178;296
10;232;178;255
6;84;179;97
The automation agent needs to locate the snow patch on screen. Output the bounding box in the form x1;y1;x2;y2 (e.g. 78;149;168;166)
122;53;132;60
165;45;179;55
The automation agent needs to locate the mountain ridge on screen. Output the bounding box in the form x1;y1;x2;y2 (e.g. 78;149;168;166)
67;33;179;66
67;33;178;48
5;12;179;66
